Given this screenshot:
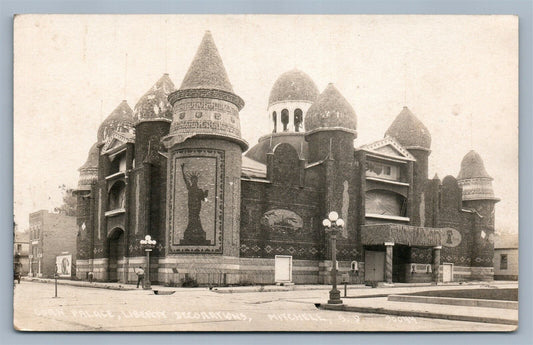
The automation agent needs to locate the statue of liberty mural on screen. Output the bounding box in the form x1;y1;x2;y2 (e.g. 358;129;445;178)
180;162;211;245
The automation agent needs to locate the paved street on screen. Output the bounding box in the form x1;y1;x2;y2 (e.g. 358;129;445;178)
13;281;515;332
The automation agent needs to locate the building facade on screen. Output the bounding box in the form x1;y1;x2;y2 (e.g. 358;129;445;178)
493;234;518;280
28;210;77;278
75;31;499;285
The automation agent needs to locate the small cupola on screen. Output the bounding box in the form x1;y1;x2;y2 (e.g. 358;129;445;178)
457;150;499;201
268;69;319;133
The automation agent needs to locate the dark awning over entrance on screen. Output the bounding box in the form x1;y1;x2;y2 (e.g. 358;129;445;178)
362;223;445;247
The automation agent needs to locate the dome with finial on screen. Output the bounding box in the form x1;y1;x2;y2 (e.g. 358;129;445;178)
97;100;134;143
77;143;99;190
268;69;319;106
457;150;499;201
304;83;357;134
385;107;431;150
133;74;176;123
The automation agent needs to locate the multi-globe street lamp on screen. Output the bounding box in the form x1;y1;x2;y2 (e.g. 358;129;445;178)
140;235;156;290
323;211;344;305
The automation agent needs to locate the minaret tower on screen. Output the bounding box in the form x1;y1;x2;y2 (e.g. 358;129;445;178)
163;31;247;260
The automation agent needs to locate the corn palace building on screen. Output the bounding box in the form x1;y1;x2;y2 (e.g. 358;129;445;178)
75;31;499;285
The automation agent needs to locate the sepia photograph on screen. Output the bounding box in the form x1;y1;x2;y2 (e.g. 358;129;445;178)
13;14;518;332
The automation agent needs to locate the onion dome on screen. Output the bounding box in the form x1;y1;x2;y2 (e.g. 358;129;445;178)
97;100;134;143
165;31;247;151
133;74;176;123
77;143;99;190
385;106;431;150
268;69;319;106
304;83;357;134
457;150;499;201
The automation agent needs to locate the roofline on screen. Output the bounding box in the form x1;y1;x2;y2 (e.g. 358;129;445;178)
267;99;314;109
304;127;357;137
134;118;172;126
404;145;431;153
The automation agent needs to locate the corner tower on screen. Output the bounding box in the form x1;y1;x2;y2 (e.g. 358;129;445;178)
385;106;431;226
163;31;247;261
304;83;357;257
74;143;99;279
457;150;499;274
133;73;176;257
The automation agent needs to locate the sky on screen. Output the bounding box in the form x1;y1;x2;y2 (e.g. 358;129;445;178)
13;15;518;233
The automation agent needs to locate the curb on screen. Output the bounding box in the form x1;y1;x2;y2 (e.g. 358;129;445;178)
22;277;136;291
317;303;518;325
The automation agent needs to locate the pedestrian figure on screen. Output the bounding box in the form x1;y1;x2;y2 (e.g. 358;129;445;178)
134;266;145;288
88;271;94;283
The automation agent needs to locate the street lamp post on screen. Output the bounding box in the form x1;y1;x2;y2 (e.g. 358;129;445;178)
323;211;344;305
140;235;156;290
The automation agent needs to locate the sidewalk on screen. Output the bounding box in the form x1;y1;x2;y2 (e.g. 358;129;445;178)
319;288;518;326
21;276;516;294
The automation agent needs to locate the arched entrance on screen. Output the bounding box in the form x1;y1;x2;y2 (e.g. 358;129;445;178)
108;227;125;282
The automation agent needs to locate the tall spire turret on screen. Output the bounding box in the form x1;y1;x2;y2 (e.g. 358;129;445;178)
164;31;246;150
163;31;245;258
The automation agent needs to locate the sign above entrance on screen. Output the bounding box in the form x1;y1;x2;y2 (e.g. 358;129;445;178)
362;224;447;247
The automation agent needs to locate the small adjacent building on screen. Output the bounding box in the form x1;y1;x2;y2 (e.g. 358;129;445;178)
494;233;518;280
14;230;29;276
28;210;77;278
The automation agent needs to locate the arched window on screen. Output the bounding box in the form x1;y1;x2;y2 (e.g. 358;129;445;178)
365;190;407;217
281;109;289;132
272;111;277;133
294;108;303;132
108;180;126;211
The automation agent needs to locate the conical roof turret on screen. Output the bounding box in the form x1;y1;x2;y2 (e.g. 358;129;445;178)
179;31;234;93
134;74;176;123
457;150;499;201
165;31;247;150
385;106;431;150
304;83;357;134
97;100;134;143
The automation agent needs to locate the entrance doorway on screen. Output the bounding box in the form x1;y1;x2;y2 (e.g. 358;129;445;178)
364;250;385;282
392;244;411;283
108;228;125;282
442;263;453;282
